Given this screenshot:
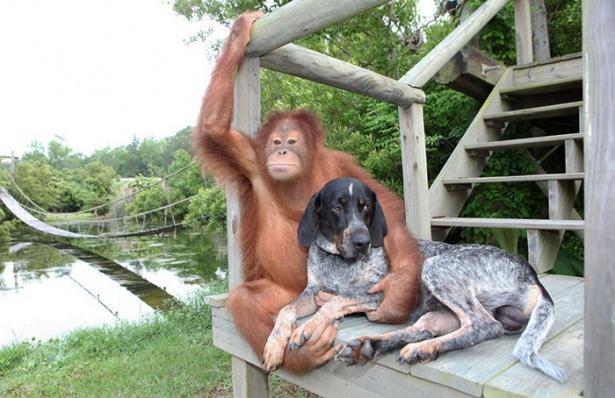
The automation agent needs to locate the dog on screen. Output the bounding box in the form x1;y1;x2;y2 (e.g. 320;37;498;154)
264;177;566;383
262;177;389;372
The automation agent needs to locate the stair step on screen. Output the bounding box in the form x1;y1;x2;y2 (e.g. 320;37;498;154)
500;76;582;98
431;217;585;230
443;173;584;187
465;133;583;152
483;101;583;122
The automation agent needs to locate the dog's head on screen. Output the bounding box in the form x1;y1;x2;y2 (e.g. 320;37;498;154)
297;177;388;260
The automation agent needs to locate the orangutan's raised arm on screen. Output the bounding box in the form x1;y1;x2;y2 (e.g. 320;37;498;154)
193;11;263;182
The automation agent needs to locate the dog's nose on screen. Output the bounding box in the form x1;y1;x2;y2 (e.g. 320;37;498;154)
351;233;370;253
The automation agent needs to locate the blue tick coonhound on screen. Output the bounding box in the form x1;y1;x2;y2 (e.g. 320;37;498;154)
262;177;566;383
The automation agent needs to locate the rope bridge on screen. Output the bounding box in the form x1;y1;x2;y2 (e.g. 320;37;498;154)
0;162;201;239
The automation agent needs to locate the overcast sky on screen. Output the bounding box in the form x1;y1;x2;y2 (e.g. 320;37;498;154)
0;0;436;158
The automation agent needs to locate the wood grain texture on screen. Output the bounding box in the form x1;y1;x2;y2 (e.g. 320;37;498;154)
431;217;585;230
228;57;268;398
499;76;582;97
484;320;584;398
433;46;504;100
400;0;508;87
465;133;583;151
399;104;431;239
228;57;261;289
231;357;269;398
212;306;473;398
246;0;388;57
409;278;584;397
514;0;533;64
530;0;550;62
443;173;584;185
261;44;425;106
483;101;583;122
583;0;615;396
512;54;582;86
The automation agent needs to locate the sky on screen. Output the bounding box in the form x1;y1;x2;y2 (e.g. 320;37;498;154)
0;0;437;158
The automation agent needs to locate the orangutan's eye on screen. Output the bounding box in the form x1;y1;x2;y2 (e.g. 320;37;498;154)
273;139;282;145
288;138;297;144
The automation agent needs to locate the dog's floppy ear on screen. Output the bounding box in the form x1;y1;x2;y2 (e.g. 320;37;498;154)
369;194;388;248
297;192;321;248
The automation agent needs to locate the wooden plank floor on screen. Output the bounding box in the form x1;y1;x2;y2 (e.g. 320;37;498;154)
210;274;584;397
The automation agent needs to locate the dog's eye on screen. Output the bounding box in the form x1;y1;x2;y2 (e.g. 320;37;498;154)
333;205;342;213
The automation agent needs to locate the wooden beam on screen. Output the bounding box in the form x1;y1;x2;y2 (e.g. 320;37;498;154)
228;57;269;398
399;104;431;239
261;44;425;106
434;46;504;100
583;0;615;396
431;217;585;231
246;0;388;57
228;57;261;288
530;0;550;61
514;0;533;64
400;0;509;87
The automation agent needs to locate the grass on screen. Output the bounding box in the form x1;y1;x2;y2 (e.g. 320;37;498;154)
0;290;310;398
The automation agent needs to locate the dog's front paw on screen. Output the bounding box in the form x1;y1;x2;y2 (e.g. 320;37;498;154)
335;337;375;366
288;318;321;350
262;336;287;372
397;341;439;364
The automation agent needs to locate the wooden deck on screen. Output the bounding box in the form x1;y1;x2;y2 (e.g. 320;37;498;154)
208;274;584;398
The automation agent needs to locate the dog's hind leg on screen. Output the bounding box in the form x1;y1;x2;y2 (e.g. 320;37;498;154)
337;310;460;365
398;259;505;364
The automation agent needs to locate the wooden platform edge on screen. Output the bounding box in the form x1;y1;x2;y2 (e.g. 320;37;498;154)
211;305;475;398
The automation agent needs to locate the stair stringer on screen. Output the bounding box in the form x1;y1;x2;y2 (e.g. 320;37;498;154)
429;68;514;241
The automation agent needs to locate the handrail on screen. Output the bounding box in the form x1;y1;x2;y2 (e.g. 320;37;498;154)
400;0;509;87
246;0;389;57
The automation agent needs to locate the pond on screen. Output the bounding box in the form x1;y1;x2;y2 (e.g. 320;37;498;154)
0;227;227;348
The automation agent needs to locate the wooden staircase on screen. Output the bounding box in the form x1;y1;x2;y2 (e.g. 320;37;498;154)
429;54;584;272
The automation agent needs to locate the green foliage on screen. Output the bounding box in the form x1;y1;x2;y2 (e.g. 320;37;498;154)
88;127;192;178
124;177;168;225
0;207;13;244
13;161;64;211
184;186;227;234
167;150;202;198
546;0;582;57
0;289;233;397
11;158;118;214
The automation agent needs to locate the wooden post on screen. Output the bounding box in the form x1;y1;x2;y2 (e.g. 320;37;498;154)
227;57;269;398
583;0;615;396
10;151;16;175
513;0;533;64
530;0;550;62
399;104;431;239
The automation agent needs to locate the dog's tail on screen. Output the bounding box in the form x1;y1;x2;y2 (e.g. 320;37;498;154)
512;289;567;383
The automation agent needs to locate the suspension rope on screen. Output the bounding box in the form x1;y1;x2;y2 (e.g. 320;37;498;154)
6;160;197;216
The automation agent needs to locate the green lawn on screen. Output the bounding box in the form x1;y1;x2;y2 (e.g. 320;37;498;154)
0;291;308;397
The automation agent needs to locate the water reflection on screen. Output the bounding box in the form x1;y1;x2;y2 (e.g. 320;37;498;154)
0;228;228;348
